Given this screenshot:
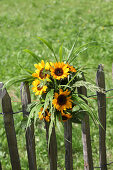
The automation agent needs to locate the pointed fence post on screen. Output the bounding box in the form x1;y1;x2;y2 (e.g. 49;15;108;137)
96;64;107;170
77;75;93;170
20;82;37;170
64;119;73;170
0;82;21;170
45;122;57;170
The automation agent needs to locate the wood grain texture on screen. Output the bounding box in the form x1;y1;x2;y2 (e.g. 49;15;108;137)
0;82;21;170
45;122;57;170
96;64;107;170
49;124;57;170
77;76;93;170
20;82;37;170
64;119;73;170
0;161;2;170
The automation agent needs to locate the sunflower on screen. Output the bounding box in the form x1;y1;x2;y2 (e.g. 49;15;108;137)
32;79;47;95
38;108;44;120
50;62;69;80
44;109;51;122
38;107;51;122
61;111;72;122
67;63;77;72
32;60;50;80
52;89;72;112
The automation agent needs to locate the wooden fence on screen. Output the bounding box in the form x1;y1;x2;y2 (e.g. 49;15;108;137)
0;64;107;170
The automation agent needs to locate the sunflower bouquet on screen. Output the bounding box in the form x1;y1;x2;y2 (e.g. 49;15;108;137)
5;38;103;127
31;59;77;123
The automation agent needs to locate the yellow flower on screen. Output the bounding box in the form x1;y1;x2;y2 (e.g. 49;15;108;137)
61;111;72;122
38;107;51;122
32;79;47;95
32;60;50;80
38;108;44;120
50;62;69;80
67;63;77;72
52;89;72;112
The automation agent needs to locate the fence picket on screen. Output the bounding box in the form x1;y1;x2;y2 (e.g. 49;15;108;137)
45;122;57;170
0;82;21;170
64;119;73;170
96;64;107;170
49;124;57;170
0;161;2;170
77;76;93;170
20;82;37;170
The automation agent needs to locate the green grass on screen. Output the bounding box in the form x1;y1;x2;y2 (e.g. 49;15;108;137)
0;0;113;169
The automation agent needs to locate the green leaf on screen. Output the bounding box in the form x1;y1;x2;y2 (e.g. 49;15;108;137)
37;37;58;62
72;80;105;93
59;44;63;62
24;69;33;74
42;89;55;149
27;103;43;128
42;89;54;114
48;111;55;149
71;116;81;123
34;104;44;126
4;75;34;89
24;49;40;63
27;95;41;113
20;117;28;129
68;41;98;64
56;116;62;134
65;66;86;90
72;95;100;125
66;41;76;63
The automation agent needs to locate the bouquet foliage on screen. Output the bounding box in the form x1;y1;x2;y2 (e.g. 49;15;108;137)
4;38;103;130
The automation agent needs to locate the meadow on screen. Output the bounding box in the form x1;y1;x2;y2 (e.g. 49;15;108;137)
0;0;113;169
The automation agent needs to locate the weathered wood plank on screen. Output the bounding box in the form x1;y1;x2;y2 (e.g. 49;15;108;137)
0;82;21;170
77;76;93;170
96;64;107;170
64;119;73;170
20;82;37;170
49;124;57;170
0;161;2;170
45;122;57;170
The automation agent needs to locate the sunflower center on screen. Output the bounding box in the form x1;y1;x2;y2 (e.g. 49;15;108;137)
57;94;67;105
62;115;68;121
39;69;47;79
55;68;63;76
37;86;43;90
45;110;48;116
